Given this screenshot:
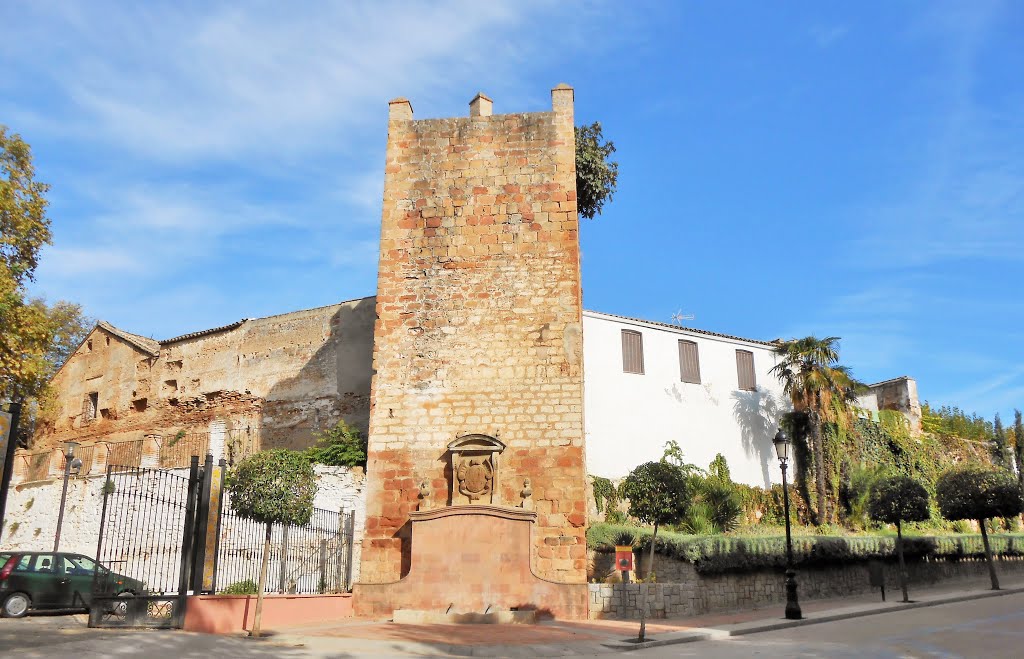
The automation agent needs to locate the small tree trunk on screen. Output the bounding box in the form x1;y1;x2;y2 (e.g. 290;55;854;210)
979;519;1000;590
252;522;273;637
647;524;658;581
896;520;909;602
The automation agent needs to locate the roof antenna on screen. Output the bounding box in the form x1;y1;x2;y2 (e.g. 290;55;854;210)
671;309;695;326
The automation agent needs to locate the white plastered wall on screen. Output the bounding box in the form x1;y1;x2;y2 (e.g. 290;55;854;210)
583;312;791;487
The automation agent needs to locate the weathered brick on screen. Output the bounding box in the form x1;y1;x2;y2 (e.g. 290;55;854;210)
360;86;587;584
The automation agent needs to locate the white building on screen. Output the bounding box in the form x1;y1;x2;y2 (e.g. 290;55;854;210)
583;311;791;487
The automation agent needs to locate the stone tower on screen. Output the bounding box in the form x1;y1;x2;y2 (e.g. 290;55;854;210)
359;85;588;590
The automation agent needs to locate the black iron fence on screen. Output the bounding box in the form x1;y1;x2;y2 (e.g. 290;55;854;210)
214;503;355;595
87;454;355;629
90;460;200;629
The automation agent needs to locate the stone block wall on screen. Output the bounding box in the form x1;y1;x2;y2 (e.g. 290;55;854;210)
588;550;1024;619
360;86;587;584
34;297;375;453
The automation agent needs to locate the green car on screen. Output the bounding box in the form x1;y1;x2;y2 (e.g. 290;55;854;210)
0;551;143;618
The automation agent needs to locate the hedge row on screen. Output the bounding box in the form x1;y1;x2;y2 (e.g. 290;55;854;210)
587;523;1024;575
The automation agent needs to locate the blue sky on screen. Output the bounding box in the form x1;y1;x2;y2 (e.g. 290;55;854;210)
2;1;1022;422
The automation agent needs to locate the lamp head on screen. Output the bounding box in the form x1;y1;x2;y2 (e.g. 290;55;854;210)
63;441;80;458
773;429;790;463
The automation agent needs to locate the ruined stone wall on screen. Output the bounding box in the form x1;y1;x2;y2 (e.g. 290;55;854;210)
870;376;922;434
360;86;587;584
36;297;375;453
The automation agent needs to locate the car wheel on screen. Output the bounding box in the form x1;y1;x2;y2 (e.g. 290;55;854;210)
1;592;31;618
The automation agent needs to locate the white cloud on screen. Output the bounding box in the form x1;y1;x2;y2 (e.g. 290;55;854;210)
41;246;143;277
8;0;575;163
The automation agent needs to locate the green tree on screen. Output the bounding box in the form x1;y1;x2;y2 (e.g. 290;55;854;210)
305;420;367;467
17;300;93;445
619;461;690;579
769;336;861;524
1013;410;1024;494
1;126;51;285
575;122;618;220
867;474;930;602
991;413;1011;470
935;465;1024;590
1;127;86;406
225;450;316;636
677;454;742;535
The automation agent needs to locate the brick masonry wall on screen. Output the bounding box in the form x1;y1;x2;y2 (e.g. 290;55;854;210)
35;297;375;454
588;550;1024;619
360;86;587;584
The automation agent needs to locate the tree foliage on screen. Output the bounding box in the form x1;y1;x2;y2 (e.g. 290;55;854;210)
224;449;316;637
991;413;1011;469
935;465;1023;523
1;128;90;404
621;460;690;579
226;449;317;526
1;126;51;285
676;453;743;535
868;474;930;526
574;122;618;220
770;336;862;524
621;461;690;528
920;402;995;442
936;464;1023;590
305;420;367;468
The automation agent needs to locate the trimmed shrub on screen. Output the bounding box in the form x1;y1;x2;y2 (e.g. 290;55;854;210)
936;465;1024;589
220;579;258;595
587;523;1024;575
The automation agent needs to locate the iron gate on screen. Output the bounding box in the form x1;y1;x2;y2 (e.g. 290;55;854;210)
87;453;357;629
89;457;201;628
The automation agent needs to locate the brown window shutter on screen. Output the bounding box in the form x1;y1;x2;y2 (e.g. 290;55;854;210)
621;330;644;374
736;350;756;390
678;340;701;383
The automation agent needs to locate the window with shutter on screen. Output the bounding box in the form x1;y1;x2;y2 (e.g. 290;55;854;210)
621;330;644;374
736;350;756;391
678;340;701;384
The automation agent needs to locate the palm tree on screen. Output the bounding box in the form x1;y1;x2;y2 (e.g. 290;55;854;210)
770;336;862;524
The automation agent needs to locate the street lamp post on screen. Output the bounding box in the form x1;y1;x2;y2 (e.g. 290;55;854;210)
773;429;802;620
54;441;82;552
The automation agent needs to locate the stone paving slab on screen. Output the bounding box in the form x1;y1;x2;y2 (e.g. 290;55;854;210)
266;575;1024;657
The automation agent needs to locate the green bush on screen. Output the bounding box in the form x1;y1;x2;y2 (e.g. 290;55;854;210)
587;523;1024;575
220;579;258;595
305;421;367;468
868;474;930;526
936;465;1024;523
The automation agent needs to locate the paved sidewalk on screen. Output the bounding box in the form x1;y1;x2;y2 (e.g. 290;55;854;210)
261;575;1024;656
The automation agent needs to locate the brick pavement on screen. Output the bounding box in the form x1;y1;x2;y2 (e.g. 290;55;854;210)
262;574;1024;655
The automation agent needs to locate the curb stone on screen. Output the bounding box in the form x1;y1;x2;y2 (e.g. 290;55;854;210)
599;585;1024;653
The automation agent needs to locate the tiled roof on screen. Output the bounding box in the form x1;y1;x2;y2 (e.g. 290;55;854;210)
97;321;160;356
160;320;247;345
867;375;913;387
582;310;778;347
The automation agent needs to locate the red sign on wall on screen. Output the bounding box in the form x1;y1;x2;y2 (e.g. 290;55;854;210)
614;545;634;572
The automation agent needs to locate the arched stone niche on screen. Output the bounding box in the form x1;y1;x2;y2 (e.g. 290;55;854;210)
447;434;505;505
